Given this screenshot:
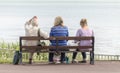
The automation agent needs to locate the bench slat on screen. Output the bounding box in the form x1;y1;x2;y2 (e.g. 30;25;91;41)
22;50;92;53
21;46;93;49
20;36;94;40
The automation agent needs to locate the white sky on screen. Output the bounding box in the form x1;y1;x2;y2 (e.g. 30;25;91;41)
0;0;120;6
0;0;120;2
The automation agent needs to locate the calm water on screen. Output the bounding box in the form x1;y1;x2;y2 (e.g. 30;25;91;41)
0;2;120;55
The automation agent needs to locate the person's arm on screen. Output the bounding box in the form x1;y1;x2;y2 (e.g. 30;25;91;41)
74;29;81;43
25;22;30;30
66;27;69;42
92;30;94;36
49;28;53;43
66;27;69;37
25;20;32;30
39;29;49;39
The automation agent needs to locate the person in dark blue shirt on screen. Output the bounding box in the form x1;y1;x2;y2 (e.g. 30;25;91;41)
49;16;69;63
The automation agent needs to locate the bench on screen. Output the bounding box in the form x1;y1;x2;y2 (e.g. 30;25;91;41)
19;36;95;65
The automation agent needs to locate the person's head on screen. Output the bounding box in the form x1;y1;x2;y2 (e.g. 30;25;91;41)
31;16;38;26
54;16;64;26
80;18;88;28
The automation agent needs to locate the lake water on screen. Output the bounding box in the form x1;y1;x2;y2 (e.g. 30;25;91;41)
0;1;120;55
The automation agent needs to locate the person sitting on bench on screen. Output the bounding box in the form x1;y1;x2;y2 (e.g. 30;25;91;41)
24;16;48;64
72;18;94;63
49;16;69;64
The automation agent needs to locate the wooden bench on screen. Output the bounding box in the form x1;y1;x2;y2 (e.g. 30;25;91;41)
19;36;95;65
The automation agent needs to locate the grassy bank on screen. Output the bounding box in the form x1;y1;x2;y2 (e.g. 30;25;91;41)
0;41;120;64
0;41;82;64
0;41;18;63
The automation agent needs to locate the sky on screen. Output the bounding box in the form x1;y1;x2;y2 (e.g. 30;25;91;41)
0;0;119;6
0;0;120;3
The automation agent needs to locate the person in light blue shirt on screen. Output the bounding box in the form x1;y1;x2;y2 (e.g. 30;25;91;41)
49;16;69;63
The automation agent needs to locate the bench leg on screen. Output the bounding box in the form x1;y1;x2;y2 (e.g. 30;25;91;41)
90;51;94;65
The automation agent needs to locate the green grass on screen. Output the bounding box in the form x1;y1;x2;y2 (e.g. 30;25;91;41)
0;41;17;63
0;41;119;64
0;41;51;63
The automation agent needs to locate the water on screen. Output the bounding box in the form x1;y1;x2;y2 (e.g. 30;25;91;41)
0;1;120;55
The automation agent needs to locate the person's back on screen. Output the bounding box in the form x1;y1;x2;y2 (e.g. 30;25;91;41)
25;24;39;36
25;17;48;46
25;16;39;46
76;28;93;46
50;25;68;46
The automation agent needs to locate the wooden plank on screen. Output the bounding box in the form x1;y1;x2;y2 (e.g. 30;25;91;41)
20;36;94;40
21;46;93;49
22;50;92;53
20;36;56;40
56;36;93;40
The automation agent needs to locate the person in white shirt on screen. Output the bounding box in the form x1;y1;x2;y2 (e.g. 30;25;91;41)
24;16;48;64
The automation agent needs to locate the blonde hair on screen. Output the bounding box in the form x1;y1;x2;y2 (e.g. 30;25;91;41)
80;18;87;27
54;16;64;26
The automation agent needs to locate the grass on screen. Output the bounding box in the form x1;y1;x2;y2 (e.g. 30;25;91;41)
0;41;52;63
0;41;81;64
0;41;119;64
0;41;17;63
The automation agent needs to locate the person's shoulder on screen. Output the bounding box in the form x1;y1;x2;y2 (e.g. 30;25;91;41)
62;26;68;29
50;26;58;31
51;26;56;29
77;28;82;31
63;26;68;28
51;26;67;28
51;25;68;30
